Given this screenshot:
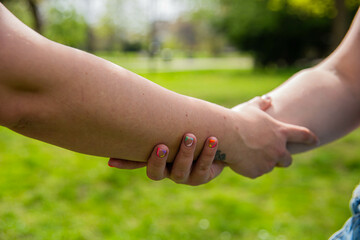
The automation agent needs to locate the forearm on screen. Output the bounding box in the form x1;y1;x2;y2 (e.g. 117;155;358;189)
266;68;360;153
265;8;360;153
0;4;237;162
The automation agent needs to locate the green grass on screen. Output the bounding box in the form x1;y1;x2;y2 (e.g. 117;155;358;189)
1;68;360;239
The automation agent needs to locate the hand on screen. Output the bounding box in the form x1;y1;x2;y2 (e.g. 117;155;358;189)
228;96;319;178
108;134;226;186
108;96;318;182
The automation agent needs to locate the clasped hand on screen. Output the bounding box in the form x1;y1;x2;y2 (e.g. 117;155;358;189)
108;96;318;186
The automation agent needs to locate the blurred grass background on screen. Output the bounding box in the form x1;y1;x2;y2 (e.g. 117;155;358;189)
1;0;360;239
1;65;360;239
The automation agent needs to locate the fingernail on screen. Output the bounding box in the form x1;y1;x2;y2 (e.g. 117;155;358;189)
261;95;271;101
209;138;217;148
184;136;194;147
108;162;114;168
156;147;167;158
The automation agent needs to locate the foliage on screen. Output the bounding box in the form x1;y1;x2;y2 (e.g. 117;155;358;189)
268;0;359;16
1;0;34;27
43;7;88;48
211;0;357;66
0;62;360;239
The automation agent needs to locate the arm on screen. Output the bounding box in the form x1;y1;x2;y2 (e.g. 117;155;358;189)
264;7;360;152
0;4;238;162
131;8;360;185
111;97;312;183
0;4;316;178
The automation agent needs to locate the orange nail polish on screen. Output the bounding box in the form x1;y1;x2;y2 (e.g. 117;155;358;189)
209;138;217;148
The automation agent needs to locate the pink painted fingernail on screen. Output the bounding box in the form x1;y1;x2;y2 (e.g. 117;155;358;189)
184;136;194;147
156;147;167;158
209;138;217;148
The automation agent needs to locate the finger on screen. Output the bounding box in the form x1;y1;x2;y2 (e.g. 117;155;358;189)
170;134;197;183
190;137;219;185
276;151;293;168
209;161;226;179
108;158;146;169
146;144;169;181
248;96;272;111
282;123;319;145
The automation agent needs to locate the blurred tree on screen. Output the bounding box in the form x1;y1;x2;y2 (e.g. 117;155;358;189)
43;6;87;49
269;0;354;51
204;0;358;66
96;0;145;52
83;0;95;53
96;16;122;51
1;0;43;34
27;0;43;34
331;0;348;50
86;24;95;53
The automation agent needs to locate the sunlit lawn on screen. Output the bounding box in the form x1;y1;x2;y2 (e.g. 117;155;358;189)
0;66;360;239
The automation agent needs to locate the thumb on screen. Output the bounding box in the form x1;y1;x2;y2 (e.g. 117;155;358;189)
282;123;319;145
248;96;272;111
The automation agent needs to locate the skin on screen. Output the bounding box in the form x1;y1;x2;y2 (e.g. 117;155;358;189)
110;135;226;185
0;3;317;179
110;97;277;185
113;7;360;185
266;8;360;149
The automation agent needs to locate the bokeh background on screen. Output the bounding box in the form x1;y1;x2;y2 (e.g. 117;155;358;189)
0;0;359;239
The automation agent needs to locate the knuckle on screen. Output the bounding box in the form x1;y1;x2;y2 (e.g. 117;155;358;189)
197;162;211;172
150;158;166;169
171;171;187;182
180;146;195;159
249;162;275;179
248;172;260;179
283;159;293;168
266;161;276;172
203;149;217;159
278;126;288;136
276;147;287;158
246;169;263;179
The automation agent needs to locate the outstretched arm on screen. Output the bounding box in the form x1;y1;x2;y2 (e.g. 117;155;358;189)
0;4;316;178
0;3;242;162
264;7;360;153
